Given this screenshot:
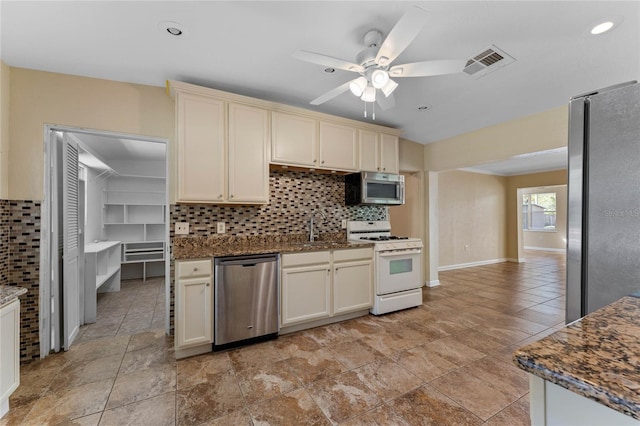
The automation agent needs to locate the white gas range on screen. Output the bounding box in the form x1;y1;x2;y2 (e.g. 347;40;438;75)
347;221;423;315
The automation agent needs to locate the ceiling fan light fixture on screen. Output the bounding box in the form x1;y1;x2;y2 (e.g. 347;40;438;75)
361;85;376;102
381;79;398;97
349;77;368;96
371;69;390;89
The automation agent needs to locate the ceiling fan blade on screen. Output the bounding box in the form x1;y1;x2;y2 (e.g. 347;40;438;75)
293;50;364;73
389;59;466;77
376;92;396;111
375;5;430;66
310;80;354;105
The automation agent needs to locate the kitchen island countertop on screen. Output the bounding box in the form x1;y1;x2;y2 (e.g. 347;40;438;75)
0;285;27;306
172;234;374;260
513;296;640;420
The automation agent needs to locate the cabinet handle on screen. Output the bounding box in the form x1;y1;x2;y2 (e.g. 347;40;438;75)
335;268;339;273
230;194;234;199
218;194;223;199
313;159;317;163
377;167;380;171
321;160;325;164
193;267;198;271
206;282;210;287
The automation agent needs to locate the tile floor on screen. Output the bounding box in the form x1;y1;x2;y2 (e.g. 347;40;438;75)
2;251;565;425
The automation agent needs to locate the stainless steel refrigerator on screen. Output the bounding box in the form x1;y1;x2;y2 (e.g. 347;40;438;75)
566;81;640;323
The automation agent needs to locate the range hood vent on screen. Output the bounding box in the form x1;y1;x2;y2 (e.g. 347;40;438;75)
463;45;515;79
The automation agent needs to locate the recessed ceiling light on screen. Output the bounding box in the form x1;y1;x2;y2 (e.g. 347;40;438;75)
158;21;185;37
324;68;335;73
584;16;623;37
417;105;431;111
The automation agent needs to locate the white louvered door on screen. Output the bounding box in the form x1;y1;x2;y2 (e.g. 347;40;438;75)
62;133;80;350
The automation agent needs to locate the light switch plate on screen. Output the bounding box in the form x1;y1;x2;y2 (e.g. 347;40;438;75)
217;222;226;234
341;219;347;229
175;222;189;235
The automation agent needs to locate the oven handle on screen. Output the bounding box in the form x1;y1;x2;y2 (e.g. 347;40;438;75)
377;249;422;257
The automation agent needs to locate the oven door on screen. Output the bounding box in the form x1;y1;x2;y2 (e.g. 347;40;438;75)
376;249;422;295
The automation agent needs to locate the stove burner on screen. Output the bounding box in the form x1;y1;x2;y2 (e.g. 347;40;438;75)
362;236;409;241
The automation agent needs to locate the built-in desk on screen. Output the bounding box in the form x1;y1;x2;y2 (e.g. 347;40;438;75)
84;241;121;323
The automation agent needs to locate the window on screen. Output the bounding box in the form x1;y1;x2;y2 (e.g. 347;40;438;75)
523;192;556;231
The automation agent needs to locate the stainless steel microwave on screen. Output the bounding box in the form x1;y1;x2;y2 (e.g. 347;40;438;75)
345;172;405;206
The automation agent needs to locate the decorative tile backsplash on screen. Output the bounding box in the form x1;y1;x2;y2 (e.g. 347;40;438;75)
0;200;9;286
5;200;41;363
171;170;387;237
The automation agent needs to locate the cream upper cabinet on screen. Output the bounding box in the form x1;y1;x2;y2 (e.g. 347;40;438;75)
228;103;269;203
175;86;269;204
380;133;399;174
319;121;358;171
359;130;379;172
359;131;399;174
271;111;318;167
176;92;225;202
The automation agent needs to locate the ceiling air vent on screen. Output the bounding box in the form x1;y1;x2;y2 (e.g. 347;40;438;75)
463;45;515;79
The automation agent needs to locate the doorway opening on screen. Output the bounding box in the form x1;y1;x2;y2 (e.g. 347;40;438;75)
39;126;169;357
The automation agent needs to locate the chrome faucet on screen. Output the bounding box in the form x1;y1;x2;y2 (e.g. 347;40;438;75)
308;208;328;242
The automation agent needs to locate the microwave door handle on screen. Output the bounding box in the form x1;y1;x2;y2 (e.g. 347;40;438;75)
399;181;405;204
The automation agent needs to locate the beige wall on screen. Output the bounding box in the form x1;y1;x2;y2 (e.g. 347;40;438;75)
505;169;568;259
438;170;507;268
8;67;174;200
398;137;424;172
424;106;568;171
0;61;10;198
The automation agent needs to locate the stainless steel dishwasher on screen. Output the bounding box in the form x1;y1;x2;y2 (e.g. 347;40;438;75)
214;253;279;349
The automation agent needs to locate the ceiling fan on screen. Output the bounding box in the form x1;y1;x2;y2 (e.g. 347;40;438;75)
293;5;466;118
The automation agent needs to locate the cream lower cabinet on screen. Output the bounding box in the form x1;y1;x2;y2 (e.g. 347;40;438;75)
281;247;373;328
175;259;213;358
0;299;19;419
281;251;331;326
333;248;374;314
172;82;269;204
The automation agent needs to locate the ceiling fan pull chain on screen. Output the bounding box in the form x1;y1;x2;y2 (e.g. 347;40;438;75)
364;102;367;118
372;100;376;120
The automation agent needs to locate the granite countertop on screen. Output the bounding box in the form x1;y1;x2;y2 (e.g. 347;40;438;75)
513;296;640;420
172;233;374;260
0;285;27;306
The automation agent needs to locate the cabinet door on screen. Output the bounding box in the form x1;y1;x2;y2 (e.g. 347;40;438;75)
271;112;317;167
0;299;20;401
359;130;379;172
176;93;225;202
319;121;358;171
333;260;373;314
228;103;269;203
380;133;399;174
175;276;213;349
281;264;331;326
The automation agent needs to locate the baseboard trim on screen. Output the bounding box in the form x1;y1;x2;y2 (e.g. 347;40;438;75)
438;258;509;272
524;246;566;253
426;280;440;287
